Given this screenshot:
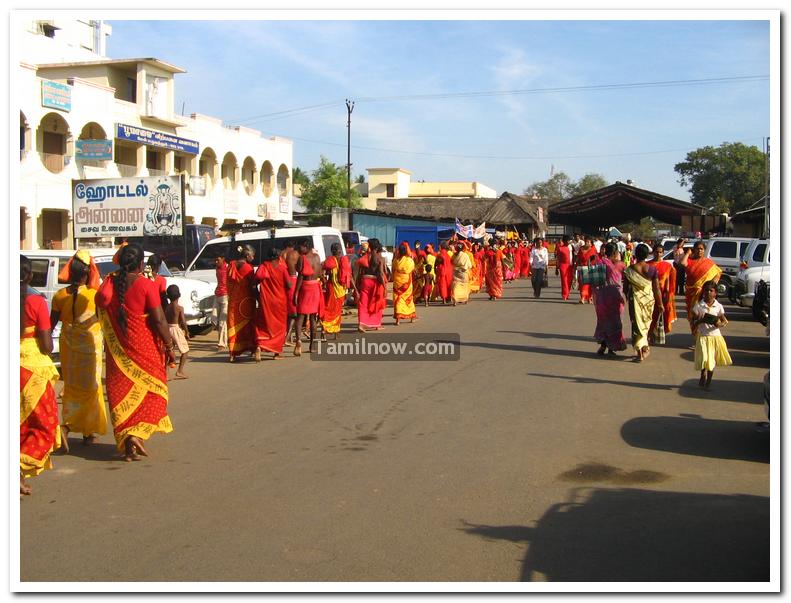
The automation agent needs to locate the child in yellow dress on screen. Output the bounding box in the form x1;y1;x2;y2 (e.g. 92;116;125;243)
691;280;732;389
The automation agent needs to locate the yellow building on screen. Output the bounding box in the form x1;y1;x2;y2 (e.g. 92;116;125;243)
362;167;496;210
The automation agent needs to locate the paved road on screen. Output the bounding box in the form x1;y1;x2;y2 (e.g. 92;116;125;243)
20;278;770;583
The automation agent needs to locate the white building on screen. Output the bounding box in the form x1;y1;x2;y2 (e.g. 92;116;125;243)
16;18;294;250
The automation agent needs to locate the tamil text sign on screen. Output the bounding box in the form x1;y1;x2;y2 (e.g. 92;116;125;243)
41;80;71;112
116;123;199;155
72;176;183;239
75;139;113;161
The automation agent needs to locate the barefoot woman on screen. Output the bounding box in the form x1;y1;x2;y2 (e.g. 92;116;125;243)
96;244;176;461
20;256;61;494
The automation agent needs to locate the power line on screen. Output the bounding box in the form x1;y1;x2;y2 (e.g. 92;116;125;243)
284;135;767;161
227;74;767;125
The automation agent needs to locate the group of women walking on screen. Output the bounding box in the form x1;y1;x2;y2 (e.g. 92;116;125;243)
20;244;176;495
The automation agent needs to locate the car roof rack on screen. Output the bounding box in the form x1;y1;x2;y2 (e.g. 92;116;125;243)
223;219;309;234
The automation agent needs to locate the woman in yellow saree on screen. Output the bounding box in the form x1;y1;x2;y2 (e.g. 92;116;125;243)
50;250;107;449
679;240;722;332
623;245;662;362
392;243;417;325
20;255;61;495
465;242;480;294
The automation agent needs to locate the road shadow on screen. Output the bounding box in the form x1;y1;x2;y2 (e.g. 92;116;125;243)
527;372;676;392
677;378;765;404
502;331;593;343
59;441;125;463
679;350;769;369
621;415;769;463
721;335;771;353
461;341;618;361
461;487;769;581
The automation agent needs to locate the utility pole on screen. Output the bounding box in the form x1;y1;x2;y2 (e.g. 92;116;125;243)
346;99;354;206
764;137;770;238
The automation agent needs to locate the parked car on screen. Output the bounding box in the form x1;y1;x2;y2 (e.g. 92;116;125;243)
661;238;753;297
185;225;345;285
753;279;769;327
21;248;215;347
732;239;770;306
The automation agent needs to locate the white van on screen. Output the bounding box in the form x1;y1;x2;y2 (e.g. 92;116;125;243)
733;239;770;306
185;225;346;284
21;248;215;331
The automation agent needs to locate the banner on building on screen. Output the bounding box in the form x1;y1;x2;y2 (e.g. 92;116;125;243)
72;176;183;239
537;206;544;224
41;80;71;112
116;123;199;155
75;139;113;161
472;222;487;239
279;195;290;214
224;194;239;214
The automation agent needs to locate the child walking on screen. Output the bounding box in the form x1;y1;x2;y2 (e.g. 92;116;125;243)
691;280;732;389
422;264;435;307
164;284;190;379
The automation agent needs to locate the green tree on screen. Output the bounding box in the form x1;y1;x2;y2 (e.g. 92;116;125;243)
292;166;310;188
300;156;362;213
523;171;608;201
674;142;768;214
355;174;365;184
568;173;608;197
523;171;574;202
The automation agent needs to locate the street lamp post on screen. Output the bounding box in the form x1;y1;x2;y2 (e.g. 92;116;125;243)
346;99;354;206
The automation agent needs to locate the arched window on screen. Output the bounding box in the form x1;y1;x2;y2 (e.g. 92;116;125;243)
242;156;257;196
277;164;290;196
222;152;238;190
260;160;274;197
20;111;30;160
199;147;218;190
38;112;72;174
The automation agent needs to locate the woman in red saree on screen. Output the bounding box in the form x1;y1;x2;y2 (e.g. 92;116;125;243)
648;242;678;343
518;241;531;278
227;244;258;361
254;247;292;358
436;243;454;304
679;240;722;332
95;244;175;462
356;239;388;331
485;239;504;300
20;256;61;494
555;234;574;301
576;236;599;304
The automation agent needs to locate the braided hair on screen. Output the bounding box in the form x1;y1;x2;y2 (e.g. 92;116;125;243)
115;243;144;336
20;255;32;337
68;255;89;326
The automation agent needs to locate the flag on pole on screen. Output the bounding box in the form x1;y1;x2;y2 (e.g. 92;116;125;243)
473;222;487;239
455;218;473;238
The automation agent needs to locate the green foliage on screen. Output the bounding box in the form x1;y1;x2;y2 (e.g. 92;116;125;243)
292;166;310;188
616;217;656;241
674;142;768;214
523;171;608;202
300;156;362;213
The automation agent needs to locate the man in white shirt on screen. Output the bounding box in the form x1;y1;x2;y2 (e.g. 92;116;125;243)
530;237;549;298
593;237;603;253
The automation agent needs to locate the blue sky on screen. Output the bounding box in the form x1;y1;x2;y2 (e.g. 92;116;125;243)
107;18;770;201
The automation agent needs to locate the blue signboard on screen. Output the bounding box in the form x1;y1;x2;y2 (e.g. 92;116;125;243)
41;80;71;112
76;139;113;161
116;123;199;155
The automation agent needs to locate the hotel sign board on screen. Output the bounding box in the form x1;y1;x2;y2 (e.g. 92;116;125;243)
72;176;184;239
41;80;71;112
116;123;199;155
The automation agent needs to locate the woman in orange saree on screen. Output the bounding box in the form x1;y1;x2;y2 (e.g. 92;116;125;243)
436;243;454;304
392;243;417;324
679;240;722;332
95;244;175;462
321;243;350;338
255;247;292;357
20;255;61;495
227;244;258;361
466;242;480;294
648;242;678;343
484;239;504;300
